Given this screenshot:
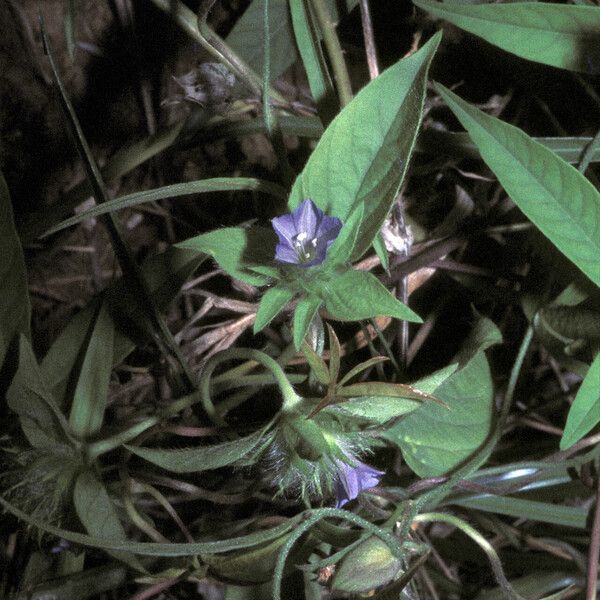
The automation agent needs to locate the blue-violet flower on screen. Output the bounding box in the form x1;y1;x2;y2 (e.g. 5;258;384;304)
272;199;342;267
334;458;384;508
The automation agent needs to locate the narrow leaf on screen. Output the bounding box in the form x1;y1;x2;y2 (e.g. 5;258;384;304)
338;382;442;404
326;323;341;386
125;428;267;473
289;33;442;258
323;270;422;323
69;299;114;438
293;296;322;350
73;471;144;571
301;342;330;385
414;0;600;73
0;172;31;367
337;357;389;387
254;286;294;333
560;352;600;449
435;82;600;288
329;395;422;424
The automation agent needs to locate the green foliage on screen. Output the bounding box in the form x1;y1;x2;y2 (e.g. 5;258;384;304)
435;83;600;289
7;336;74;451
125;428;269;473
73;471;145;571
68;300;114;438
560;352;600;449
288;33;442;258
385;318;502;477
414;0;600;73
322;270;421;322
254;286;294;333
0;172;30;367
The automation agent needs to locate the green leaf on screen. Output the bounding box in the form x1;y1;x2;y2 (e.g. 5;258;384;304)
330;396;422;424
385;351;494;477
73;471;145;571
288;33;442;258
338;382;440;402
227;0;359;83
254;286;294;333
43;178;288;237
176;227;277;286
6;335;73;451
125;428;267;473
69;300;114;438
322;270;422;323
323;203;364;267
293;295;322;350
0;172;31;367
301;342;330;385
414;0;600;73
435;83;600;289
560;352;600;449
288;0;336;125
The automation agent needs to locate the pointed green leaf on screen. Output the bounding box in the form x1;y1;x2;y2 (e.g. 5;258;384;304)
293;295;322;349
0;172;30;367
338;382;441;403
435;83;600;288
74;471;144;571
125;428;267;473
69;300;114;437
176;227;277;286
414;0;600;73
7;335;73;450
323;270;422;323
289;33;441;258
326;324;341;386
227;0;359;83
301;342;330;385
330;396;422;424
385;351;494;477
560;352;600;449
338;356;389;387
254;286;294;333
323;203;364;267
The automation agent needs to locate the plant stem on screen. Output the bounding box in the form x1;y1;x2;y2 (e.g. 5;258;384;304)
309;0;353;107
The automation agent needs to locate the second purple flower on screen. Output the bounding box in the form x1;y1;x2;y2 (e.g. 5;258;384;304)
272;199;342;267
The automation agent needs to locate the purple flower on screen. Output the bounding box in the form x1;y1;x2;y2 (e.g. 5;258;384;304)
272;199;342;267
334;458;384;508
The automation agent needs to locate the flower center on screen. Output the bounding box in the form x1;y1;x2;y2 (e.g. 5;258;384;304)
293;231;319;263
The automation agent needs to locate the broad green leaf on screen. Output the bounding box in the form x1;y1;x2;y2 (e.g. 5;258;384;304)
414;0;600;73
330;396;422;424
125;428;267;473
289;33;442;258
435;83;600;289
176;227;277;286
293;295;322;349
254;286;294;333
385;351;494;477
0;491;302;556
560;352;600;449
6;335;73;451
73;471;144;571
322;270;421;323
409;364;458;396
0;172;30;367
44;178;287;237
322;203;364;267
338;382;440;403
69;300;114;438
41;247;203;407
227;0;359;83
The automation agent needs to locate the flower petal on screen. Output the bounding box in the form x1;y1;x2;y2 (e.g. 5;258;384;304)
334;458;384;508
293;199;321;238
274;243;300;265
272;213;297;247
